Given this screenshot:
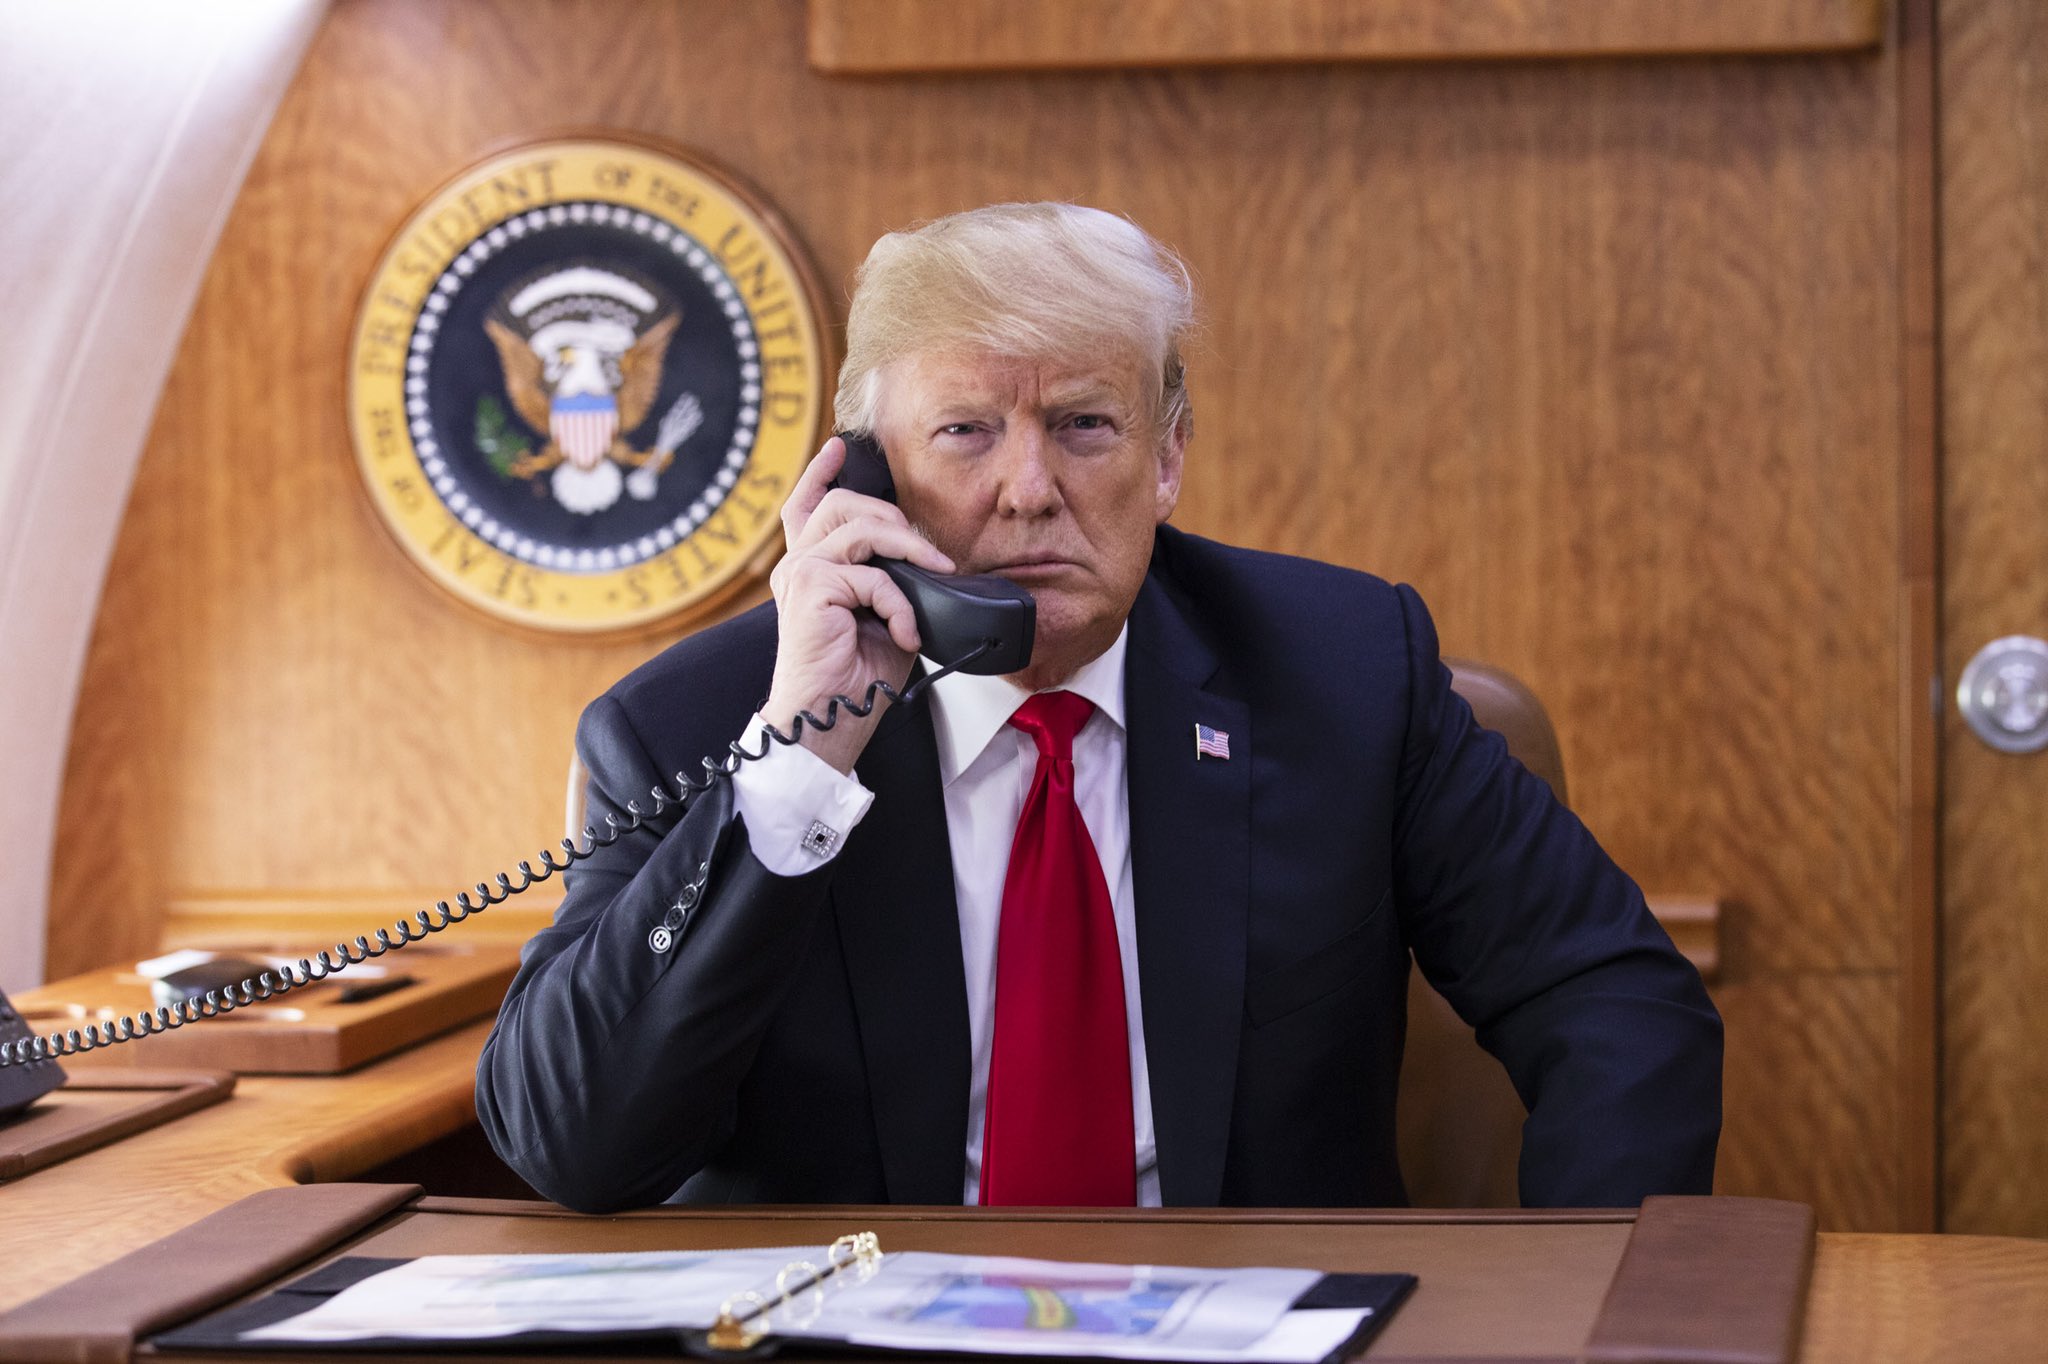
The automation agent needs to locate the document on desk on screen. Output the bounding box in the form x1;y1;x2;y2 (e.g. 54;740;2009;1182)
237;1246;801;1343
226;1244;1408;1362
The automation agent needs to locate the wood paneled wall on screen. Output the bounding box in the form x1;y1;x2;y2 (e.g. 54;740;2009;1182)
51;0;1928;1230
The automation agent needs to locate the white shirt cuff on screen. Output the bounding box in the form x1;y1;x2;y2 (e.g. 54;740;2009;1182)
728;712;876;875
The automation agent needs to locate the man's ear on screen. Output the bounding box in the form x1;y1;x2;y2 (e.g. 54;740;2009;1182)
1153;420;1187;523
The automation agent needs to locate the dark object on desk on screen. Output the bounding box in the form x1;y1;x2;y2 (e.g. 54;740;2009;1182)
0;989;64;1122
334;975;416;1005
152;960;421;1009
150;958;281;1009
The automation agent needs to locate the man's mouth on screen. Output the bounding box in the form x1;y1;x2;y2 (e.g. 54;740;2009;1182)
985;558;1075;579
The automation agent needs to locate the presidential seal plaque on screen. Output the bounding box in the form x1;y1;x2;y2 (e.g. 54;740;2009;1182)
348;138;829;634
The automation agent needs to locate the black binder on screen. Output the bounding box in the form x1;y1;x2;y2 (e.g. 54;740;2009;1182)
153;1252;1415;1362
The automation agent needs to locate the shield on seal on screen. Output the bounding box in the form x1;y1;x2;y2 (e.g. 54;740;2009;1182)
550;391;619;469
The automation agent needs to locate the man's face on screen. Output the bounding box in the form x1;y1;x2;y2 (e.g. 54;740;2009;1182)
873;346;1185;687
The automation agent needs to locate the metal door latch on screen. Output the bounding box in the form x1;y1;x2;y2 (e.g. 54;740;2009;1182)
1958;635;2048;753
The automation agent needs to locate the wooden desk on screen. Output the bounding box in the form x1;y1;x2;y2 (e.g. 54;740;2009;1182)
2;1020;2044;1360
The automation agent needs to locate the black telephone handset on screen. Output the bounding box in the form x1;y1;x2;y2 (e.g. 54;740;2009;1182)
828;431;1034;675
0;988;64;1118
0;437;1036;1073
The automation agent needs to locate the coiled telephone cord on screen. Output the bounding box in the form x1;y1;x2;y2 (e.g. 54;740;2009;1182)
0;646;991;1070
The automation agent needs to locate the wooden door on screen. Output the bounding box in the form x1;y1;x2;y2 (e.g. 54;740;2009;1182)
1939;0;2048;1236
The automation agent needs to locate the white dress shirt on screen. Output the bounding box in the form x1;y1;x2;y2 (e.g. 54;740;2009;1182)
730;626;1161;1205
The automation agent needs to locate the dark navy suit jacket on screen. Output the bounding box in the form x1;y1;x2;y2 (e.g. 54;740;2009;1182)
476;526;1722;1213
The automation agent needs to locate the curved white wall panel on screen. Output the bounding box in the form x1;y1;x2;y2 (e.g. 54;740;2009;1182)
0;0;328;989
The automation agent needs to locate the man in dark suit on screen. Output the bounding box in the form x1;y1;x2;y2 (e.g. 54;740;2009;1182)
475;203;1721;1214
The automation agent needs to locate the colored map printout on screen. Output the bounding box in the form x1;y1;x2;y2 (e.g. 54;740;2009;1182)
806;1252;1328;1359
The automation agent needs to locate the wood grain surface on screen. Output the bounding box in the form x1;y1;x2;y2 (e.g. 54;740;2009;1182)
1892;0;1942;1238
1937;0;2048;1238
808;0;1887;72
1801;1231;2048;1361
50;0;1922;1229
0;1022;489;1314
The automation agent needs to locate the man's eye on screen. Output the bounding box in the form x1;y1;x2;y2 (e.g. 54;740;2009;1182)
940;423;978;437
1070;414;1111;431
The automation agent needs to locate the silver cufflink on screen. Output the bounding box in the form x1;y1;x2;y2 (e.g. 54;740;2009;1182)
801;820;841;857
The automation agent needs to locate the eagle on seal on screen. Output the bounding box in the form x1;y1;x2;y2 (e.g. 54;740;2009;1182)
482;264;692;514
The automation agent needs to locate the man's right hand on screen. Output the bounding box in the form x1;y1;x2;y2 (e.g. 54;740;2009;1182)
759;436;955;775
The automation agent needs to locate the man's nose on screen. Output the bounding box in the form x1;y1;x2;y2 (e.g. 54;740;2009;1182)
993;426;1061;518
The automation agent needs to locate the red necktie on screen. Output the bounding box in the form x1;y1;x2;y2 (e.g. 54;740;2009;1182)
979;691;1136;1206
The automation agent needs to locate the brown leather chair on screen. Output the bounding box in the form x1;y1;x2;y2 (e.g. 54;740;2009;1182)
1394;659;1569;1208
562;658;1566;1209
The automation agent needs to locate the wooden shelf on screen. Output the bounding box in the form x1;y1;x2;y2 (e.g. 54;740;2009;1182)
809;0;1887;74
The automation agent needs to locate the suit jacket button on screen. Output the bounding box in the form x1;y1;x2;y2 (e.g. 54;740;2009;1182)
647;926;674;954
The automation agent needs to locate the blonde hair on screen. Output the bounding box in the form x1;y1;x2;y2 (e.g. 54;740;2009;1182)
835;203;1195;441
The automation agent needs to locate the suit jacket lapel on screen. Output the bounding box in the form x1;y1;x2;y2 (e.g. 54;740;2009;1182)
830;697;971;1204
1125;575;1250;1207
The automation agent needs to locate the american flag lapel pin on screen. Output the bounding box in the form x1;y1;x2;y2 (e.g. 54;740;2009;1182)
1194;722;1231;761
